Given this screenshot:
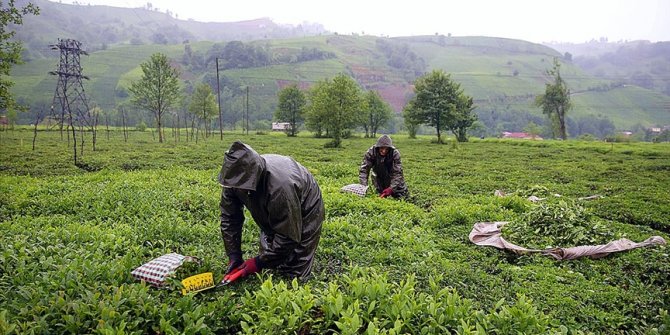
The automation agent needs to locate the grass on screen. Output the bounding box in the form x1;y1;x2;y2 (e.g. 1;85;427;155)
0;129;669;333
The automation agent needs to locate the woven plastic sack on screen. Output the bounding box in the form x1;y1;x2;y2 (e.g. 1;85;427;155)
131;253;199;287
341;183;368;197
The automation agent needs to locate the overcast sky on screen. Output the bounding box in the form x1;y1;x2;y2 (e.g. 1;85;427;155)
59;0;669;43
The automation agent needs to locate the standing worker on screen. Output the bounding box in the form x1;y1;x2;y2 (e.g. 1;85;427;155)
218;141;324;284
359;135;409;199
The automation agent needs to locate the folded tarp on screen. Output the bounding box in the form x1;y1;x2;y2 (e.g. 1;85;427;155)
469;221;666;260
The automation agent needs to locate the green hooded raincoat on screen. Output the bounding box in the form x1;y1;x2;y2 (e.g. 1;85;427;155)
219;141;324;278
359;135;408;198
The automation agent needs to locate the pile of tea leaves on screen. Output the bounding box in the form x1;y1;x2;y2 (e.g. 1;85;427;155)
501;198;619;249
512;184;556;199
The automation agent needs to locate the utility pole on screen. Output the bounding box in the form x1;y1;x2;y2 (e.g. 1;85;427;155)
216;57;223;140
245;86;249;135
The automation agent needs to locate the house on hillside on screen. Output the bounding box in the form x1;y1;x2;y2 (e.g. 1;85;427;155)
501;132;543;140
272;122;291;131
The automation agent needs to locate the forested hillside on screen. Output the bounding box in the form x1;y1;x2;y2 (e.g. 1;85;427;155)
13;0;326;58
549;40;670;96
8;0;670;138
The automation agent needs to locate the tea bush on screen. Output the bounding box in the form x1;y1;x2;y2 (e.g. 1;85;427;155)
1;130;668;334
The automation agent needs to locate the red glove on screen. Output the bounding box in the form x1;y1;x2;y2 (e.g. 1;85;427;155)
380;187;393;198
225;255;243;274
222;257;261;284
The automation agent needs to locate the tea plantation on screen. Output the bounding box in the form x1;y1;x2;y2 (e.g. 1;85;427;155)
1;129;668;334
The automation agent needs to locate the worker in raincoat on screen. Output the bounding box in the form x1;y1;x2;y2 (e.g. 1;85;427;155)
359;135;409;199
218;141;324;283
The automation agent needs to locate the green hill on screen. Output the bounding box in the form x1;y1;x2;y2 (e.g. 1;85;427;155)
14;0;324;57
8;0;670;136
571;86;670;127
549;40;670;97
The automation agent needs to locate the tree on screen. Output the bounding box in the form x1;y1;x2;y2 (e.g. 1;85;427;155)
449;94;477;142
654;129;670;143
406;70;475;143
402;101;420;139
129;53;181;143
188;83;218;140
304;81;326;138
1;0;39;111
631;71;654;89
361;90;392;138
535;58;571;140
305;74;363;147
6;108;17;129
217;41;270;70
523;121;542;140
274;84;306;137
564;52;572;62
574;114;615;139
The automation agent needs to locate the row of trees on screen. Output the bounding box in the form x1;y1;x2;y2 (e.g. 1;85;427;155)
274;70;479;147
273;62;573;146
183;41;337;75
96;53;578;145
108;52;574;148
274;75;395;147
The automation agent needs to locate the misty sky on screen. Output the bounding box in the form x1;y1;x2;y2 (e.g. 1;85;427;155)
57;0;669;43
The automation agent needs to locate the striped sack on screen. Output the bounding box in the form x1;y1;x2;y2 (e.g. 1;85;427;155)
131;253;199;287
340;183;368;197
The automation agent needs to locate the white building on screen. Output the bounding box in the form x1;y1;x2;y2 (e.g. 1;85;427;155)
272;122;291;131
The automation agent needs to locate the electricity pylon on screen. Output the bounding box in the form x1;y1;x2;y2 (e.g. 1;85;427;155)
49;38;94;164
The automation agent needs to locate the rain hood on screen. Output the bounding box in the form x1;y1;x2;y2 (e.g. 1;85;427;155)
218;141;265;191
375;134;395;149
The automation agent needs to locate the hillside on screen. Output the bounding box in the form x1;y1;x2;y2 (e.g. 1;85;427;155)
8;0;670;136
547;40;670;97
14;0;326;58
